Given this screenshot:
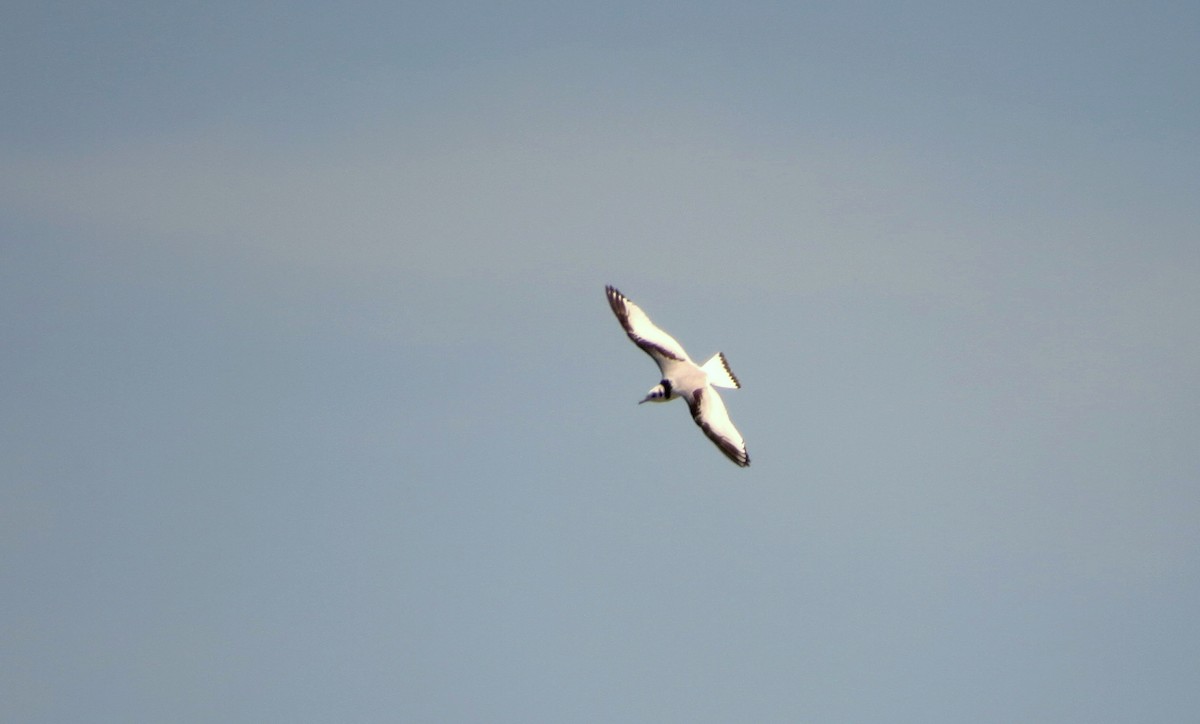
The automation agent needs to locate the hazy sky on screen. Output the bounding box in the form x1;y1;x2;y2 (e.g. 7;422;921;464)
3;2;1198;722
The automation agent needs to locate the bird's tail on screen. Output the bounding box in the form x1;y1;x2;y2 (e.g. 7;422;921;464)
701;352;741;389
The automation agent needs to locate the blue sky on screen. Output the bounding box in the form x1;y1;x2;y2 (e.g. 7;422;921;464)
3;2;1199;721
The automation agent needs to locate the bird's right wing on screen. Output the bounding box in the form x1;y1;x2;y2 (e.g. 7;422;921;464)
605;285;691;373
687;386;750;467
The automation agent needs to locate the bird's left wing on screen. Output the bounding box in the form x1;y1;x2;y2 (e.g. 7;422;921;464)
605;285;691;373
687;386;750;467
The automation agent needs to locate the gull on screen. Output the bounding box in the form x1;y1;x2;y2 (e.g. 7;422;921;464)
605;285;750;467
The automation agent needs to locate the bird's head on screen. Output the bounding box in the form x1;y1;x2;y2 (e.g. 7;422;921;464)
639;382;671;404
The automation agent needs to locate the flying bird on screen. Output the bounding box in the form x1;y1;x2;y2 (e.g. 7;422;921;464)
605;285;750;467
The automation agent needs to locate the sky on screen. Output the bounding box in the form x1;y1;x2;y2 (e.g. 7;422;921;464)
2;1;1199;721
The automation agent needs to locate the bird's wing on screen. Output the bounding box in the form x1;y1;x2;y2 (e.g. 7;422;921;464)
687;386;750;467
605;285;691;373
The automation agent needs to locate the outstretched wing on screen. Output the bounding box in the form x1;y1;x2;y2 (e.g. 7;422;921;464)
605;285;691;372
687;386;750;467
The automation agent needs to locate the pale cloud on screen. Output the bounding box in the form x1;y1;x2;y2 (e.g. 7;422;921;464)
3;86;995;298
7;35;1192;314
